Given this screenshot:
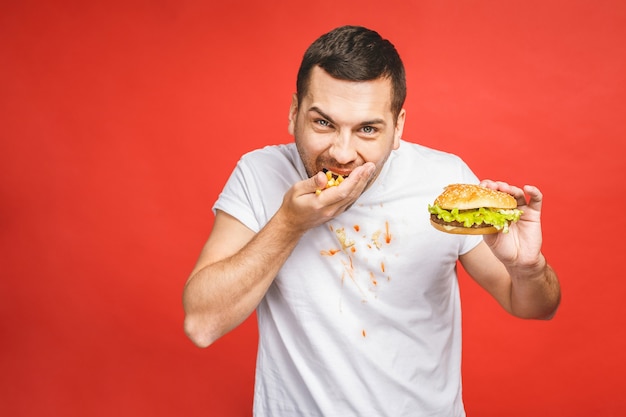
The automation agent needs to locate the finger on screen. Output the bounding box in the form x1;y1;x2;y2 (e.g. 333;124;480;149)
479;179;518;195
329;162;374;192
500;183;526;206
480;179;514;193
352;162;375;182
523;184;543;210
479;179;496;189
314;163;374;204
494;181;521;195
303;172;330;197
480;180;528;208
345;163;375;196
313;171;328;190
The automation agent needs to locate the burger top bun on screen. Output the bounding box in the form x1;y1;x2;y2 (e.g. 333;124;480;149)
433;184;517;210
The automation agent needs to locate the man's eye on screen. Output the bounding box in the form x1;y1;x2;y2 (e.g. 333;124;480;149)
316;119;330;127
361;126;377;134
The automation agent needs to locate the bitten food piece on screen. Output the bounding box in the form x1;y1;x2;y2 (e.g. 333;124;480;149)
315;169;346;195
428;183;523;234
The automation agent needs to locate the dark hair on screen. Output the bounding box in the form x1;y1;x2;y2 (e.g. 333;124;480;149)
296;25;406;120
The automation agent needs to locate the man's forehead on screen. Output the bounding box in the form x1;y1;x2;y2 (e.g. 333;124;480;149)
307;66;393;91
303;67;394;119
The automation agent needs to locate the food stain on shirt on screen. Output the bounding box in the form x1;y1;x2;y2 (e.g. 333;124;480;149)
384;221;392;244
371;221;393;249
342;257;367;298
369;271;378;286
335;227;355;249
371;230;381;249
320;220;395;305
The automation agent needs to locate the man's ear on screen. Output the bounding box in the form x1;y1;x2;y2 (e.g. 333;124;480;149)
393;108;406;150
288;93;298;136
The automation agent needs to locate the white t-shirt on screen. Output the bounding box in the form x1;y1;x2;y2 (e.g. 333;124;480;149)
213;140;482;417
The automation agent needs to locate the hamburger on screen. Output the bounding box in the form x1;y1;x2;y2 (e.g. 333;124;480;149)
428;184;523;234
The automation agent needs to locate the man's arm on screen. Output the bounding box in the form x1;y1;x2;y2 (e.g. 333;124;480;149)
460;242;560;319
183;209;305;348
459;181;561;319
182;163;376;348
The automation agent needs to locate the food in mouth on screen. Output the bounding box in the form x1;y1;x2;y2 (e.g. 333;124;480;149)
428;183;523;234
315;169;347;195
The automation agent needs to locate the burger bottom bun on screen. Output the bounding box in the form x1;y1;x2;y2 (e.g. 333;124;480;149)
429;219;501;235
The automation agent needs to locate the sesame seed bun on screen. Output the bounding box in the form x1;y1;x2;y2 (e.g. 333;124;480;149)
433;184;517;210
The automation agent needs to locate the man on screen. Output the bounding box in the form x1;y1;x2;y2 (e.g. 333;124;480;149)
183;25;561;416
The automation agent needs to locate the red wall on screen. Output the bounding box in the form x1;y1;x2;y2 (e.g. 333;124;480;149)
2;1;625;416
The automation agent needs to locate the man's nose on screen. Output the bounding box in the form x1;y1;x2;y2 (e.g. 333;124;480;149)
328;131;357;164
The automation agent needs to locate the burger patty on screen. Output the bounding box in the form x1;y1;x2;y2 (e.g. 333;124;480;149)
430;213;491;229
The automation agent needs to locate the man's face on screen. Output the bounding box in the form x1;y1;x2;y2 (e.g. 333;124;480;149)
288;66;405;190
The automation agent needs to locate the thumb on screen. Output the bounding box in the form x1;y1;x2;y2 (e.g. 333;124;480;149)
311;171;328;192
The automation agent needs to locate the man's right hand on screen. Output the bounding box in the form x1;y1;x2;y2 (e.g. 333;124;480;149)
278;162;376;233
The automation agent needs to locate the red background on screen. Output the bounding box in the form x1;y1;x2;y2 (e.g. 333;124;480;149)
2;1;625;416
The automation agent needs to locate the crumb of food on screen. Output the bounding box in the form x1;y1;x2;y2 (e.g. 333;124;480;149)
335;227;355;249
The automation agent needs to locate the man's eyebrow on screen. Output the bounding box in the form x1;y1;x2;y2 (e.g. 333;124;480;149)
308;106;335;124
308;106;386;126
358;118;386;127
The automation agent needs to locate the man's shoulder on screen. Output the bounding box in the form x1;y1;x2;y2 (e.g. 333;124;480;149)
242;143;297;160
236;143;305;180
395;140;468;170
397;140;463;160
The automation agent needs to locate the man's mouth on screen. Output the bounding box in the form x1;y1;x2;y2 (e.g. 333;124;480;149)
322;168;349;179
